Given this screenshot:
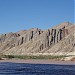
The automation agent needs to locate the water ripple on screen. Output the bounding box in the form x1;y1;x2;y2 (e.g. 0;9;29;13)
0;62;75;75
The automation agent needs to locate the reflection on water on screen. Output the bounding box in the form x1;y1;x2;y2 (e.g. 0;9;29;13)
0;62;75;75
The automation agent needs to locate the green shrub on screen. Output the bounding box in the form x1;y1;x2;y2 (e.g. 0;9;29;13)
2;55;66;59
4;55;14;59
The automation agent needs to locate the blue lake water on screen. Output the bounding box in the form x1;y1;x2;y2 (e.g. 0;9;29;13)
0;62;75;75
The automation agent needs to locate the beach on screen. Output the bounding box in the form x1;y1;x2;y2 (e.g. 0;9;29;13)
0;59;75;65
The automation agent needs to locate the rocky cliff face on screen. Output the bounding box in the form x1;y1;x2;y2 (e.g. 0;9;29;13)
0;22;75;55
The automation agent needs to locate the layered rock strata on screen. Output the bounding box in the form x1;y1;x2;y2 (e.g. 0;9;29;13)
0;22;75;55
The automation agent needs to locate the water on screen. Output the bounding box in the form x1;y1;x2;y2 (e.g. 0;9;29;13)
0;62;75;75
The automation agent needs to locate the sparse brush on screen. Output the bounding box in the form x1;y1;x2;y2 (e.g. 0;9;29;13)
2;55;66;59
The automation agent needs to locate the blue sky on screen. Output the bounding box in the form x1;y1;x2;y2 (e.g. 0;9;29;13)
0;0;74;34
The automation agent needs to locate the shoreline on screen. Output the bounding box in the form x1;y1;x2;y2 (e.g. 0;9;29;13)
0;59;75;65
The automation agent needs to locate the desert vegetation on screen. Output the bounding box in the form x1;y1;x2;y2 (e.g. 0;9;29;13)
0;54;67;59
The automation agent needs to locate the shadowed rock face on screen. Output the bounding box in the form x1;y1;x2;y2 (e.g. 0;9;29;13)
0;22;75;55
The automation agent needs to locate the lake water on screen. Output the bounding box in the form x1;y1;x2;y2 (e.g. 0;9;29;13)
0;62;75;75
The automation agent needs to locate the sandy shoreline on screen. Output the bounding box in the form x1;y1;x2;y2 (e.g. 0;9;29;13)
0;59;75;65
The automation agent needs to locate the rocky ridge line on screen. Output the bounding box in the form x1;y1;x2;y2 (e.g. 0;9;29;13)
0;22;75;56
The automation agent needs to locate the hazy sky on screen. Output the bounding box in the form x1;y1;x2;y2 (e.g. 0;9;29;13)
0;0;74;34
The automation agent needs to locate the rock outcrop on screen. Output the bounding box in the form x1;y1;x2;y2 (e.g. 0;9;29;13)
0;22;75;56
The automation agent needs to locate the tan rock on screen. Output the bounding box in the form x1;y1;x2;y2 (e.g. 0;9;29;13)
0;22;75;57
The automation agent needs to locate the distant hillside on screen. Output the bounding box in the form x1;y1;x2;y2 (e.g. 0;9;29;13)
0;22;75;56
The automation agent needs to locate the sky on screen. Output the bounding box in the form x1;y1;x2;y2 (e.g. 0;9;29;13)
0;0;74;34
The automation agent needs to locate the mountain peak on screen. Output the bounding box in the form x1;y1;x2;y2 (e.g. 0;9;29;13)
53;22;73;29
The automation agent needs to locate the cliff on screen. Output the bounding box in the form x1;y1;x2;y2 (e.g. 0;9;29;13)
0;22;75;56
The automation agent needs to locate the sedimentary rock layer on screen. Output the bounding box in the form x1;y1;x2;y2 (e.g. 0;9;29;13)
0;22;75;55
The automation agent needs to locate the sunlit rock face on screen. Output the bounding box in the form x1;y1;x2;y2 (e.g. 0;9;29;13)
0;22;75;55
